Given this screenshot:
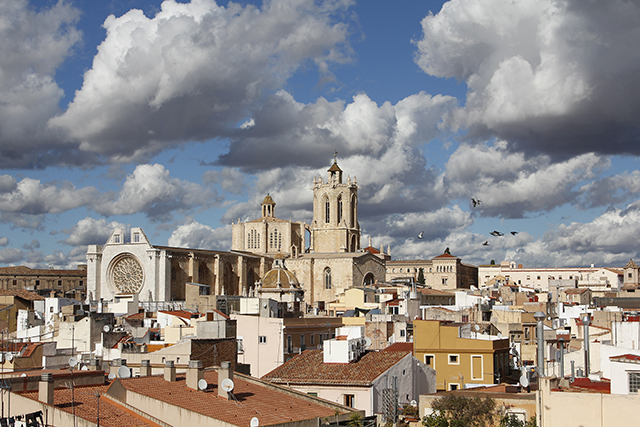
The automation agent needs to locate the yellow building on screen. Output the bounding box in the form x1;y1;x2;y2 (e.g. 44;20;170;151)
413;320;510;391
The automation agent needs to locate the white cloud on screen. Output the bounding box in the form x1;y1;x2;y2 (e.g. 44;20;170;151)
168;220;231;250
415;0;640;157
50;0;354;162
93;164;219;222
0;248;23;264
0;237;8;247
442;143;608;217
61;217;126;246
0;0;81;167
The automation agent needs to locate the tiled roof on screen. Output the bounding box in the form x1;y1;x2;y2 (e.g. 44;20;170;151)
158;310;199;320
113;371;341;426
610;354;640;364
433;253;457;259
20;384;161;427
418;288;454;296
383;343;413;353
0;289;45;300
565;288;589;294
262;350;410;386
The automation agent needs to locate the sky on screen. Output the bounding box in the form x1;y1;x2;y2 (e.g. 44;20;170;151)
2;0;640;270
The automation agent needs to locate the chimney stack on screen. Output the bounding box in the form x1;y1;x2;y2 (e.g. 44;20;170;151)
164;360;176;382
140;359;152;377
217;361;234;399
187;360;204;390
39;373;54;405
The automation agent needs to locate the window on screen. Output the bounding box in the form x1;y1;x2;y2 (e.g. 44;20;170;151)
114;234;121;243
12;280;16;286
424;355;435;369
258;336;267;344
287;335;293;353
344;394;355;407
629;372;640;393
337;195;343;224
448;354;459;365
237;338;244;353
133;233;140;243
629;273;633;279
471;355;483;380
307;392;318;397
442;278;448;285
400;329;405;337
324;268;332;289
449;383;459;391
269;230;282;250
300;334;306;350
310;334;315;346
58;280;62;287
325;197;330;223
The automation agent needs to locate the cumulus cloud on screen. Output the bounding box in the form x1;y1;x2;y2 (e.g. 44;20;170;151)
577;171;640;209
0;176;98;228
93;164;219;222
61;217;126;246
168;220;231;250
50;0;354;163
442;142;609;217
0;0;81;168
0;237;8;247
0;248;24;264
203;168;248;195
415;0;640;158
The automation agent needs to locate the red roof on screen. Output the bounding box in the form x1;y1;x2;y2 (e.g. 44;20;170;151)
383;342;413;353
262;350;410;386
610;354;640;364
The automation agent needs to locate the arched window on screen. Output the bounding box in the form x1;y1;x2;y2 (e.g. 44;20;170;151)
269;230;282;250
325;197;330;224
350;195;356;227
324;268;332;289
248;229;260;249
337;195;343;224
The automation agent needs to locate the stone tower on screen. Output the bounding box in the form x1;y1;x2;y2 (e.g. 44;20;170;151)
310;157;360;253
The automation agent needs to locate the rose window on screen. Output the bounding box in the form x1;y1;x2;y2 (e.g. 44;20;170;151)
112;257;144;293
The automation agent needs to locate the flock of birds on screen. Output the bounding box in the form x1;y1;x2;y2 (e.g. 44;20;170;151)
416;198;519;247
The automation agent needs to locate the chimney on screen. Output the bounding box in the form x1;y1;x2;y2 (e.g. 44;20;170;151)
217;361;234;399
109;358;123;377
39;373;54;405
140;359;152;377
164;360;176;382
186;360;204;390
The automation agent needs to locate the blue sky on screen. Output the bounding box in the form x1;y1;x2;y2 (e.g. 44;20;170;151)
2;0;640;269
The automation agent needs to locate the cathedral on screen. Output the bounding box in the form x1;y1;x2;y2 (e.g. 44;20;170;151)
86;159;387;312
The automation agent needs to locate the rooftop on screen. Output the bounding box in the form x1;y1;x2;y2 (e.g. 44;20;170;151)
262;350;410;386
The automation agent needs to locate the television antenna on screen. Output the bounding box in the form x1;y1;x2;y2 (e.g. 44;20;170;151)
198;379;208;391
221;378;235;392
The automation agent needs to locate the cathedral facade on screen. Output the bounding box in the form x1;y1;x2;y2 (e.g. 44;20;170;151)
87;159;386;311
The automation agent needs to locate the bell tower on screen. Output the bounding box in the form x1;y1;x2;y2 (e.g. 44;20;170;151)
310;154;360;253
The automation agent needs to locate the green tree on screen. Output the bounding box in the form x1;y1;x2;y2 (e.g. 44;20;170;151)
417;268;425;284
348;412;363;427
423;396;496;427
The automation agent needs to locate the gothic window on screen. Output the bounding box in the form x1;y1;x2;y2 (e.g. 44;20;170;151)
270;230;282;250
337;195;343;224
324;267;332;289
350;195;356;227
325;197;330;224
248;229;260;249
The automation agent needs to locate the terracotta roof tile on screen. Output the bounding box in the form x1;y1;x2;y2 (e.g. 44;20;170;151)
114;371;341;426
0;289;45;300
382;343;413;353
262;350;410;386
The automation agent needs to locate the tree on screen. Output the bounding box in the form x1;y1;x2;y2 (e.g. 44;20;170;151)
417;268;425;285
348;412;363;427
423;395;496;427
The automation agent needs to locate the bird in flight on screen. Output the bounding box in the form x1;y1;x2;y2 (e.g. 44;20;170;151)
510;231;518;235
482;241;489;246
417;231;424;239
471;198;481;207
490;231;504;236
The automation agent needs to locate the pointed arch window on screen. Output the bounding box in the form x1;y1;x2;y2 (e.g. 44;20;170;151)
324;267;332;289
269;230;282;250
324;197;330;224
337;195;343;225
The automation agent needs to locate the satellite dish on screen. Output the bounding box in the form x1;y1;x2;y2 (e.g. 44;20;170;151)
519;375;529;388
6;353;13;362
364;337;372;347
103;325;111;333
198;379;208;391
497;332;503;339
68;357;78;368
20;373;26;377
250;417;260;427
410;400;417;407
117;366;131;379
81;365;89;371
221;378;235;392
474;324;480;332
108;372;116;380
